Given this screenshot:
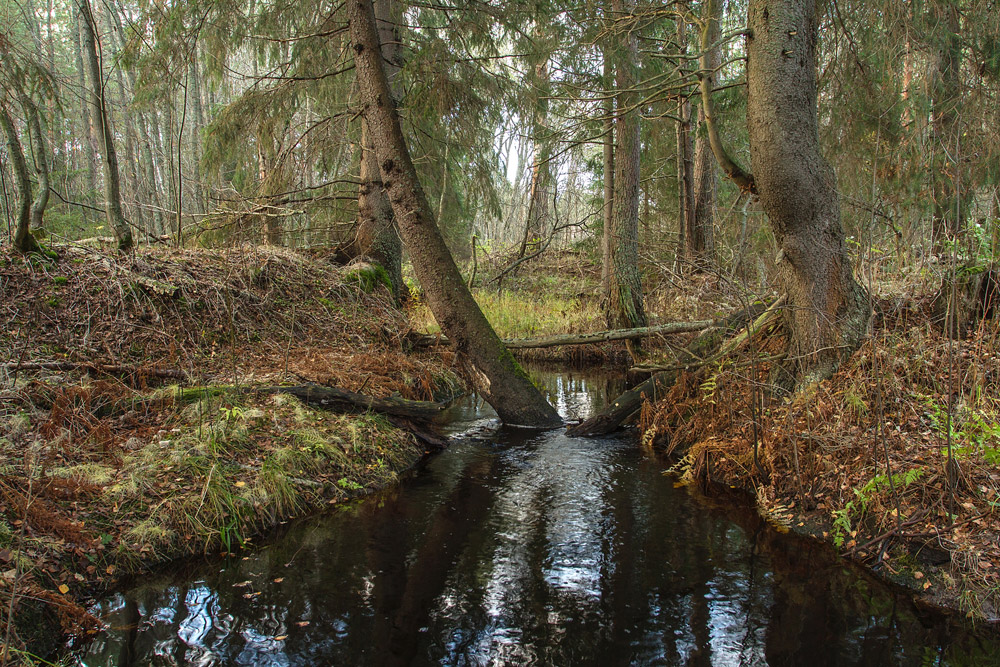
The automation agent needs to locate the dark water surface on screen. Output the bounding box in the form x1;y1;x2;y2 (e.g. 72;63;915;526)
81;370;999;666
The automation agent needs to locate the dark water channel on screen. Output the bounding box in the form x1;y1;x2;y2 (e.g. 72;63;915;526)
81;369;999;666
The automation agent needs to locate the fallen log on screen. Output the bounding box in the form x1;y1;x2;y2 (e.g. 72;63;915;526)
253;383;449;421
567;299;779;437
407;318;719;352
2;361;188;380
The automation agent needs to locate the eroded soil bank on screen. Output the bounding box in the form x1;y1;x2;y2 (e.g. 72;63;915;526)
640;296;1000;625
0;246;462;660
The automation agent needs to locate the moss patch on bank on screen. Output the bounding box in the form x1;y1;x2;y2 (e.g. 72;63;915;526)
0;245;462;661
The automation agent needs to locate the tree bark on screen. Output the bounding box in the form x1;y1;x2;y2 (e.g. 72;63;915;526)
690;0;721;265
79;0;133;251
353;0;404;302
348;0;561;427
605;0;647;342
746;0;867;386
0;106;41;254
601;47;614;296
699;0;754;194
22;97;50;233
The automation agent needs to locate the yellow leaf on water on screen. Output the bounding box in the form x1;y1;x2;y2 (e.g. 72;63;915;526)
273;635;288;641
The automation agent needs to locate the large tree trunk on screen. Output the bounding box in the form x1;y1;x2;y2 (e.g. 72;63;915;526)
690;104;715;263
746;0;868;386
79;0;133;251
601;48;614;296
353;0;404;302
605;0;647;340
22;97;50;233
0;106;41;254
347;0;561;427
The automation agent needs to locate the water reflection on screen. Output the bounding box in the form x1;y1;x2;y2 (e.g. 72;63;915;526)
82;370;998;666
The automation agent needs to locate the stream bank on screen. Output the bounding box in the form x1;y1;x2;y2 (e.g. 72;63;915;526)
80;368;1000;665
0;246;462;660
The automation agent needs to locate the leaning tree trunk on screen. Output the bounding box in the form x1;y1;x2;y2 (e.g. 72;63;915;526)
0;106;41;254
79;0;133;251
353;0;404;303
605;0;647;340
746;0;868;387
348;0;561;427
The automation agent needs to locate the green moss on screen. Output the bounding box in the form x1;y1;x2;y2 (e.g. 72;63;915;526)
346;263;392;293
52;276;69;286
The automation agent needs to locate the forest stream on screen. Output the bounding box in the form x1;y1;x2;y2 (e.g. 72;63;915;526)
78;369;999;666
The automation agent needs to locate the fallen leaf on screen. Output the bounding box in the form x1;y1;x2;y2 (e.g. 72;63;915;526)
914;571;925;579
234;481;246;488
58;584;69;594
296;621;310;627
273;635;288;641
273;577;284;583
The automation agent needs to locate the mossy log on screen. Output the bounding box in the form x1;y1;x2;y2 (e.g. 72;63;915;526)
567;300;775;437
3;361;188;379
408;318;721;351
257;383;448;421
171;383;449;422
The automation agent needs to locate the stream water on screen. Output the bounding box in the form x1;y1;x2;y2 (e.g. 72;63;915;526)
80;370;998;666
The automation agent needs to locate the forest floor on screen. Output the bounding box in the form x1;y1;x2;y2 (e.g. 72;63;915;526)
0;244;462;659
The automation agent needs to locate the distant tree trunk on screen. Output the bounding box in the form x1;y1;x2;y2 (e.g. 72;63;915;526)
22;96;50;232
189;53;206;215
601;48;614;296
79;0;133;251
102;8;144;232
746;0;868;386
0;106;41;254
353;0;403;302
673;17;694;271
72;2;99;213
519;51;551;260
605;0;647;344
689;0;720;265
677;99;695;268
348;0;561;427
148;110;168;235
930;0;963;249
